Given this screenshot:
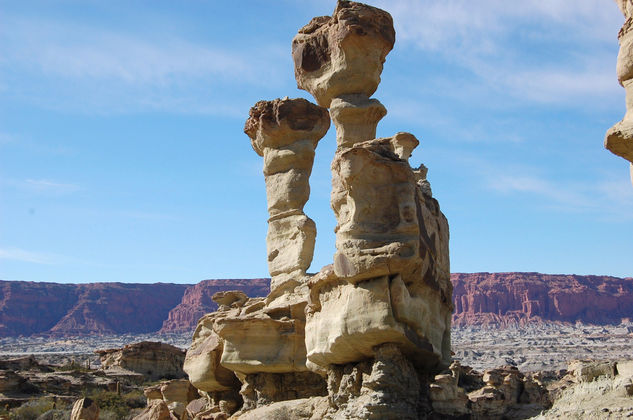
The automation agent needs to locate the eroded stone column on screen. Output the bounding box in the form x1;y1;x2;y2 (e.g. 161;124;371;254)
244;98;330;293
606;0;633;184
295;1;452;374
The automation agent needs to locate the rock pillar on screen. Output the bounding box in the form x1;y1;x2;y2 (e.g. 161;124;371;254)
294;0;452;375
244;98;330;293
606;0;633;184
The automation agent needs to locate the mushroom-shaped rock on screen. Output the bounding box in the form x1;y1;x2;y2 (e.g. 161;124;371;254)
244;98;329;293
292;1;395;108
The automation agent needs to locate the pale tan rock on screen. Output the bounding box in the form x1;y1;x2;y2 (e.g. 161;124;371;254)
535;360;633;419
331;138;421;282
617;359;633;378
143;379;199;419
306;132;452;370
96;341;185;381
237;371;327;413
606;0;633;183
133;399;177;420
305;274;442;369
214;286;311;375
568;360;616;382
233;396;328;420
144;384;164;402
70;398;99;420
244;98;329;293
329;94;386;147
292;1;395;108
184;322;240;392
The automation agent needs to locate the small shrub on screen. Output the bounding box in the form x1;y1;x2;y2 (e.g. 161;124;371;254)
10;398;54;420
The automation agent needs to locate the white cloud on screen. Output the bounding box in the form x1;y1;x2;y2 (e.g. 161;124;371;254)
0;16;288;115
0;247;60;264
373;0;623;105
486;169;633;220
2;178;81;195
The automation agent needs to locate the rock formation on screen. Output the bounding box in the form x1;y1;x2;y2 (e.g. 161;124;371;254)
70;398;99;420
0;281;189;337
184;1;452;418
607;0;633;184
142;379;200;419
160;279;269;333
295;0;452;374
244;97;329;294
96;341;186;381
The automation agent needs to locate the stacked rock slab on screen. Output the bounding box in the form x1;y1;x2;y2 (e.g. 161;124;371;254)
244;97;330;294
185;2;452;418
293;1;452;375
184;99;330;417
607;0;633;184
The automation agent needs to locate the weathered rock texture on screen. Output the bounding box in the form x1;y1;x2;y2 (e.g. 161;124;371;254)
292;1;395;108
96;341;185;381
299;1;452;374
185;2;452;418
244;98;329;294
183;289;327;417
452;272;633;326
70;398;99;420
160;279;269;333
532;359;633;419
607;0;633;184
429;362;550;419
143;379;200;419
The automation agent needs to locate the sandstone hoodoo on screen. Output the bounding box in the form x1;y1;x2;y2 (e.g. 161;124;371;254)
184;1;453;418
607;0;633;185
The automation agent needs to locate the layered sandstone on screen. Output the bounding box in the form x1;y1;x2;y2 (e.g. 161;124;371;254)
160;279;269;333
451;272;633;326
96;341;186;381
298;1;452;373
185;2;452;418
607;0;633;184
244;98;329;293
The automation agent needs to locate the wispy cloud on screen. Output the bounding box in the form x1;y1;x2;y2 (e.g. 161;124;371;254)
0;16;288;115
0;247;62;264
373;0;622;106
485;167;633;220
2;178;81;195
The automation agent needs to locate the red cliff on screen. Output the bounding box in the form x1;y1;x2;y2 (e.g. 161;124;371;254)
0;281;189;337
451;272;633;326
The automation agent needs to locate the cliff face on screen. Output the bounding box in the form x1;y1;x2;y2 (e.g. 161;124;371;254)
451;272;633;326
159;279;270;333
0;281;189;337
1;273;631;337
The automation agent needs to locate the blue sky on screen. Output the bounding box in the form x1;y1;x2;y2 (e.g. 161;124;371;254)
1;0;631;284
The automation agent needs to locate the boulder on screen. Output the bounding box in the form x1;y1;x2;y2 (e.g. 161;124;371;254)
292;1;395;108
96;341;185;381
133;399;176;420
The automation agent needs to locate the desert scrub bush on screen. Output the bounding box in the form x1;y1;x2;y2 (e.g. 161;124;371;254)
54;360;91;373
34;409;71;420
86;389;147;419
9;397;54;420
